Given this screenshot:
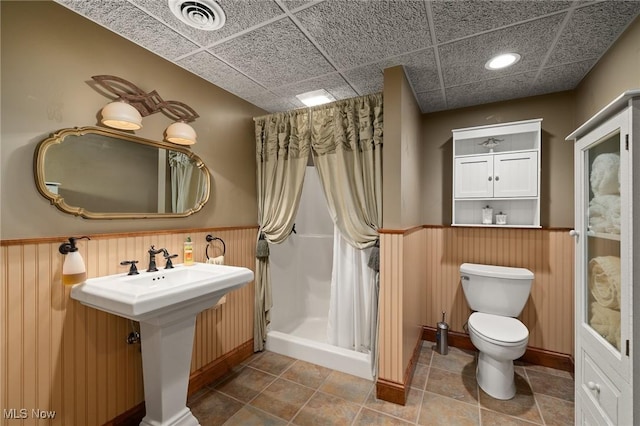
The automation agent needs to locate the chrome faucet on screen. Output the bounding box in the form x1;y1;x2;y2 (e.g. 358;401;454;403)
147;245;165;272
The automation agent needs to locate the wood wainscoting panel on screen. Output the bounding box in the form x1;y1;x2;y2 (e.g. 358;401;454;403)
379;232;403;383
0;227;256;425
402;228;427;377
378;227;427;399
424;227;574;356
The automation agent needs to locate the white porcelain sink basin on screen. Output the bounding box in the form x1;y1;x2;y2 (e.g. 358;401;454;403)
71;262;254;426
71;262;253;323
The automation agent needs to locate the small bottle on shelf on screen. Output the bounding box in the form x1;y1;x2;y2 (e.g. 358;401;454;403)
184;236;194;266
496;212;507;225
482;206;493;224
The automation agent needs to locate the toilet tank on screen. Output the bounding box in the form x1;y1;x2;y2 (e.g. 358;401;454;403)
460;263;534;317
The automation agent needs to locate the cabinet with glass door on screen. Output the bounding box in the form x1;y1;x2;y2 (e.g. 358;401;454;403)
567;90;640;426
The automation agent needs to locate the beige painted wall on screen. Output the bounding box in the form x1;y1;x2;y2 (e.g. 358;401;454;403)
422;91;577;228
1;1;265;239
382;68;402;228
382;66;425;228
575;16;640;124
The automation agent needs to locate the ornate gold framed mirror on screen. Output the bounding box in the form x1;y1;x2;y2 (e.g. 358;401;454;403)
34;126;210;219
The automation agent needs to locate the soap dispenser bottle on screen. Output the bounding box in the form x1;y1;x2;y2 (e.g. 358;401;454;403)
59;236;90;285
184;236;194;266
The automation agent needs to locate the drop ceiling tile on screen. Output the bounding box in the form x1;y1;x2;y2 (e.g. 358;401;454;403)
533;59;597;94
445;73;534;110
342;66;385;97
546;1;640;67
131;0;286;48
176;51;266;98
294;0;432;69
439;14;566;87
430;0;572;44
343;48;440;96
273;73;357;101
54;0;199;60
281;0;322;11
398;49;441;93
417;90;447;113
209;18;335;87
245;91;302;113
53;0;640;116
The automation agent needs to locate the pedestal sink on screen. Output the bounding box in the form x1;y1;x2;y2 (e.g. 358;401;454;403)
71;262;254;426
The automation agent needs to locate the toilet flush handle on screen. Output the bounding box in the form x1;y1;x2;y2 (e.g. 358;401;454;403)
461;275;469;281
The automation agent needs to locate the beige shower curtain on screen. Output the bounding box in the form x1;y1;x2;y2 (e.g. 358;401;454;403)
254;110;311;351
310;93;383;248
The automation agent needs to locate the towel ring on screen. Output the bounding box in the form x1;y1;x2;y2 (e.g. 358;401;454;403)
205;234;226;259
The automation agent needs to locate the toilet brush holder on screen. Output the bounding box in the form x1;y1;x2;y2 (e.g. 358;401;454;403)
436;311;449;355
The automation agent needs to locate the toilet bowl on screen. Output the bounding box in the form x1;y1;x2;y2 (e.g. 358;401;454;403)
468;312;528;399
460;263;533;400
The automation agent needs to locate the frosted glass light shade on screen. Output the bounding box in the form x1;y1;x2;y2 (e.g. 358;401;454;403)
165;121;197;145
62;251;86;285
101;101;143;130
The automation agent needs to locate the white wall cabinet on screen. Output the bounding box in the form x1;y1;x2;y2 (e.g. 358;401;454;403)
454;151;538;199
452;119;542;227
567;90;640;426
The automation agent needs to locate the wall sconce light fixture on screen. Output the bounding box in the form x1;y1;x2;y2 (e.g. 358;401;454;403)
92;75;199;145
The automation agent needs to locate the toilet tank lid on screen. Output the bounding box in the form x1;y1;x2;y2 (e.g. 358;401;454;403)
460;263;534;280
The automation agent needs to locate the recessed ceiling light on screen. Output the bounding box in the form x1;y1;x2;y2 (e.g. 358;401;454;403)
296;89;335;107
485;53;521;70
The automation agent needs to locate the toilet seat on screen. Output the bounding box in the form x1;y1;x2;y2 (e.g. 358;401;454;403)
468;312;528;347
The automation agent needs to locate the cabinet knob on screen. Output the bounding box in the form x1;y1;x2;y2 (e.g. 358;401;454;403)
495;176;500;181
587;381;600;393
488;176;492;181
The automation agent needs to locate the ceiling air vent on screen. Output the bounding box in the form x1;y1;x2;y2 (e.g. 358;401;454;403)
168;0;226;31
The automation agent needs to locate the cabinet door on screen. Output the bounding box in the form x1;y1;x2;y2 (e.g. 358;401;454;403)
454;156;493;198
574;108;630;424
493;152;538;197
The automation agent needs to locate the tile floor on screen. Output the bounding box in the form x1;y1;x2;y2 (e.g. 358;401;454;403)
188;341;575;425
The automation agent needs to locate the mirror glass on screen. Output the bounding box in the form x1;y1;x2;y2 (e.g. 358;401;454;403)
34;127;210;219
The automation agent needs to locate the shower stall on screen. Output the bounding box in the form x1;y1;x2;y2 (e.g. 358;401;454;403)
266;166;372;380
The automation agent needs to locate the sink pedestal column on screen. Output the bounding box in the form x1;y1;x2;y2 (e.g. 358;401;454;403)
139;315;199;426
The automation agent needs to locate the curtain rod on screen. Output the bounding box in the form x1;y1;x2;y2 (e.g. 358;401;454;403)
252;92;382;122
253;107;308;122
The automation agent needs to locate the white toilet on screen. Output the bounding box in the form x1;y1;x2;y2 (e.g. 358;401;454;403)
460;263;534;400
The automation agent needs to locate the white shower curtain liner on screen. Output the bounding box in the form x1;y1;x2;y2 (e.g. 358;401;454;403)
327;227;374;353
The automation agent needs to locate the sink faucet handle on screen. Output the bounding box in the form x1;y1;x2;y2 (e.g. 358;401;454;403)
163;250;178;269
120;260;140;275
